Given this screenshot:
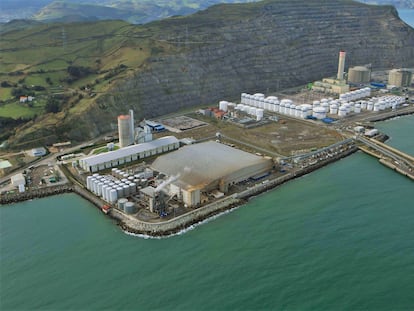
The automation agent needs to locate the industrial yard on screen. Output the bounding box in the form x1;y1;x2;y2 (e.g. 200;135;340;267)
1;49;413;236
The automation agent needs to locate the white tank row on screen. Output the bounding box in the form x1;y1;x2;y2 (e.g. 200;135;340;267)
224;91;405;122
339;87;371;102
87;173;138;204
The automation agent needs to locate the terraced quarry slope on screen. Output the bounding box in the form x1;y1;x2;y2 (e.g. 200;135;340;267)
2;0;414;149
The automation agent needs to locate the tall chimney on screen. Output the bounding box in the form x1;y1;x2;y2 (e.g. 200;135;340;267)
337;50;346;80
129;109;134;145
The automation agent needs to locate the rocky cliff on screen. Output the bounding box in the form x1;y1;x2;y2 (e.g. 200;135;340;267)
8;0;414;148
103;0;414;118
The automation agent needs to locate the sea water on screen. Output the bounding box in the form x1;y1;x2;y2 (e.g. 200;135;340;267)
1;115;413;310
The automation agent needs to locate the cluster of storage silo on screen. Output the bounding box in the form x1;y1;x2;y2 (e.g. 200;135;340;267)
117;198;136;214
218;101;236;112
234;104;265;121
339;88;371;102
240;92;316;120
86;172;138;204
319;94;405;118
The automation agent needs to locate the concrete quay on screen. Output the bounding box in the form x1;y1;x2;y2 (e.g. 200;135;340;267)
357;137;414;180
111;144;358;237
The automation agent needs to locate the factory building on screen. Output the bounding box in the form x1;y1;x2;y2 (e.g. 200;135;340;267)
151;141;273;207
79;136;179;173
388;69;413;87
312;51;350;94
348;66;371;84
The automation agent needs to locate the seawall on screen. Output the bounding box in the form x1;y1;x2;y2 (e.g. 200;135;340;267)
0;185;73;205
113;145;358;237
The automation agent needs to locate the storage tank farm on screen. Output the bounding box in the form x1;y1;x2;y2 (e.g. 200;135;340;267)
86;168;151;213
222;87;405;121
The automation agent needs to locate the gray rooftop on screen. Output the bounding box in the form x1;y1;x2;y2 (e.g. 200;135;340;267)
80;136;178;167
151;141;270;189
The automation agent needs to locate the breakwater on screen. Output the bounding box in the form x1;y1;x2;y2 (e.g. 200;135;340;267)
113;144;358;237
0;185;73;205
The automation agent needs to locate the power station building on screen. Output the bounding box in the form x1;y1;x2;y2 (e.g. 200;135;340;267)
348;66;371;84
388;69;413;87
312;50;350;94
151;141;273;207
79;136;179;173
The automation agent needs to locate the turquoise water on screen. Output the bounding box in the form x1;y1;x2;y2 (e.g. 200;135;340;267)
1;115;414;310
398;9;414;28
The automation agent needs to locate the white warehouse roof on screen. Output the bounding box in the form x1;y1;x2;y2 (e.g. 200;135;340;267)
11;173;26;186
152;141;272;189
80;136;179;167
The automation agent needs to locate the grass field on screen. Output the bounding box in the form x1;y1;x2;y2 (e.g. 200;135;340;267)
0;101;44;119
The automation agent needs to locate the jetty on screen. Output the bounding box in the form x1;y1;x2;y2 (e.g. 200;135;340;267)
357;136;414;180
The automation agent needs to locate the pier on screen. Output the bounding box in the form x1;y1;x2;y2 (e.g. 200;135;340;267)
357;136;414;180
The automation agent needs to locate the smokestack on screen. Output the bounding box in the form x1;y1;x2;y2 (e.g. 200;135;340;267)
337;50;346;80
129;109;134;145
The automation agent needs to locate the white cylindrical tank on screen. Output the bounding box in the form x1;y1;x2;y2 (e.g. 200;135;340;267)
219;101;228;112
97;182;104;196
367;101;374;111
343;103;351;114
373;103;380;112
92;180;99;194
321;102;329;113
109;189;118;204
379;101;386;110
354;104;361;113
279;102;285;114
118;198;128;210
123;185;130;196
124;202;136;214
256;109;264;121
117;187;124;198
86;176;93;190
295;106;302;118
313;107;327;119
330;104;338;115
361;101;367;110
129;183;136;194
300;106;308;119
101;185;108;200
338;106;347;117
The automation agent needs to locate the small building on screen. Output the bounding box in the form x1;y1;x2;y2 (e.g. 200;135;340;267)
11;173;26;187
312;78;350;95
19;96;28;103
365;129;379;137
29;147;47;157
79;136;180;173
145;120;165;132
354;126;365;133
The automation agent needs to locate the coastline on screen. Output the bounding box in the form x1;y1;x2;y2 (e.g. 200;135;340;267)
1;108;412;237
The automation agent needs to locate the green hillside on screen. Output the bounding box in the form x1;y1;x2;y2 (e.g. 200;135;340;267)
0;19;180;144
1;0;413;149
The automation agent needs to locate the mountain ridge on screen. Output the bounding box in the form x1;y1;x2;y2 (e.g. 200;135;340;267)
2;0;414;149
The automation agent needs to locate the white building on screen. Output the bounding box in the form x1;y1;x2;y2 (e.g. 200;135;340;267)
79;136;179;173
29;147;47;157
11;173;26;187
